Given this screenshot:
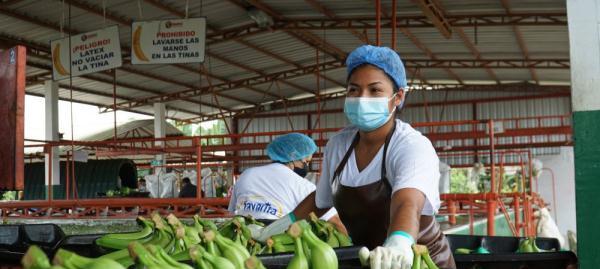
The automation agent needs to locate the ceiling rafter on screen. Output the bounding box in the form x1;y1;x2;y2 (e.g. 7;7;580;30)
24;62;203;119
223;0;349;97
205;13;567;45
0;33;219;117
0;2;250;112
372;0;461;85
500;0;539;84
143;0;319;95
454;27;501;84
61;0;270;105
110;56;568;113
305;0;368;43
419;0;500;84
240;0;348;62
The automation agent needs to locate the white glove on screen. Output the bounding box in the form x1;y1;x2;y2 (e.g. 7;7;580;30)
253;213;295;242
369;231;414;269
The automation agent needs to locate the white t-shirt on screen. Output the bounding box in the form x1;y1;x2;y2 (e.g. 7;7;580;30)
229;163;337;220
316;119;441;216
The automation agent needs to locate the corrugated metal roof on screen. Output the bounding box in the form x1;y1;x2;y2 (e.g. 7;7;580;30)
82;119;182;141
0;0;570;122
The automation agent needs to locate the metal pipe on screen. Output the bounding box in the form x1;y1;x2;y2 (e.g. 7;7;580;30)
514;194;521;236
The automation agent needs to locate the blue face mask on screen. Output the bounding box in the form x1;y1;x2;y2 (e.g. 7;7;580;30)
344;94;397;132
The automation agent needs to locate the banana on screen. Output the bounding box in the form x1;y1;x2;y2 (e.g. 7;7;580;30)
215;233;251;269
332;229;352;247
244;256;266;269
454;248;472;254
190;246;235;269
148;245;193;269
52;249;94;269
298;220;338;269
95;217;154;249
128;242;163;269
286;223;309;269
204;230;222;257
325;227;340;248
85;258;125;269
132;25;149;62
271;233;294;245
52;43;70;76
413;244;440;269
21;245;51;269
195;215;218;231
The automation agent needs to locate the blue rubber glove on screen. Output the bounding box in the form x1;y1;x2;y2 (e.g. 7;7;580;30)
252;213;296;242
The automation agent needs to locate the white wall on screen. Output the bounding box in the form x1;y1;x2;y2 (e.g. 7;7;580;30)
536;146;576;237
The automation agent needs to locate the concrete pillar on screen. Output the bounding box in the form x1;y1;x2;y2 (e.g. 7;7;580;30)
567;0;600;267
154;103;166;173
44;80;60;186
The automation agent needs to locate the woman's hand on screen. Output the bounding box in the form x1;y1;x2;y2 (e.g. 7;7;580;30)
361;231;414;269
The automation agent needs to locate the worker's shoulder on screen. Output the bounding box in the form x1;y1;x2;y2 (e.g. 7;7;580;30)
325;125;359;149
390;120;436;152
240;163;285;177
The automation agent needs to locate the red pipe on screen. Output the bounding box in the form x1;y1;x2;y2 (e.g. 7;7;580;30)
514;194;521;236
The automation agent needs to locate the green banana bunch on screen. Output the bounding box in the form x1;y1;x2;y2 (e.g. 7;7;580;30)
214;232;251;269
412;244;440;269
99;214;174;267
95;216;154;250
308;212;352;248
454;246;490;254
190;245;236;269
194;215;218;231
53;248;126;269
244;256;267;269
147;244;193;269
203;230;222;257
22;245;51;269
52;249;94;269
128;241;164;269
286;223;309;269
517;237;552;253
298;220;338;269
85;257;125;269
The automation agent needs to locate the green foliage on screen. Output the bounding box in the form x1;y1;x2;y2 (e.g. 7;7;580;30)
0;191;17;201
171;120;230;146
450;169;476;193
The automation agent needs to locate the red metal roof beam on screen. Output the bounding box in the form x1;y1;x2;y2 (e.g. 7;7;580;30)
413;0;453;39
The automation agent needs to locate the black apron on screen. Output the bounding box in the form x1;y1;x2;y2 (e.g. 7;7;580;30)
331;124;456;269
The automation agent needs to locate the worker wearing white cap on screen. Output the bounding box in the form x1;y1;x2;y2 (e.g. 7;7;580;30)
254;45;455;269
228;133;341;225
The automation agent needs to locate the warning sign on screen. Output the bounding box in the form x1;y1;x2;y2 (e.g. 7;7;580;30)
131;18;206;64
50;25;122;80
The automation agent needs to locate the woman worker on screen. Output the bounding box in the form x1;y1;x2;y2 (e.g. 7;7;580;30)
256;45;455;269
228;133;341;225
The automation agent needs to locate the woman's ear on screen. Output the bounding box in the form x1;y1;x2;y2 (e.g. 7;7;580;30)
394;90;404;107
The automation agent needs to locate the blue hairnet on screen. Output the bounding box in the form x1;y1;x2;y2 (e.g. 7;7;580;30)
346;45;408;91
266;133;317;163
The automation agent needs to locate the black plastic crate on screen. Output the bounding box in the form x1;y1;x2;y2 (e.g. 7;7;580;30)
0;225;21;251
258;246;363;269
446;235;577;269
453;252;577;269
21;224;64;249
446;234;561;253
59;234;106;258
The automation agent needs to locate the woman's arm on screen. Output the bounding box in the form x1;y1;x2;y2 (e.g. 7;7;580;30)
293;192;348;235
388;188;426;240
